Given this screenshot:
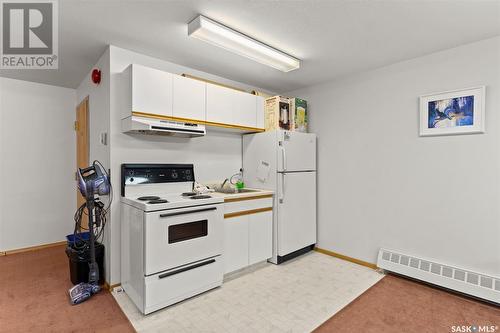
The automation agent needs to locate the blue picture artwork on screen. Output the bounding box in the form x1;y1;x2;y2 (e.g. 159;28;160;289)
428;95;474;128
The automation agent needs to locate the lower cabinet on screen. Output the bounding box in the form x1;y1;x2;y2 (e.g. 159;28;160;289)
248;211;272;266
223;216;249;274
223;210;273;274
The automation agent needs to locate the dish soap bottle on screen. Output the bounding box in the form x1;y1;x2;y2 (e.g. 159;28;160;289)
230;169;244;190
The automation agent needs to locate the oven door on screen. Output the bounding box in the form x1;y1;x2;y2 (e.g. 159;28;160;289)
143;204;223;276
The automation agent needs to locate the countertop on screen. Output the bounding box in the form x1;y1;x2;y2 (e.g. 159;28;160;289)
210;188;274;202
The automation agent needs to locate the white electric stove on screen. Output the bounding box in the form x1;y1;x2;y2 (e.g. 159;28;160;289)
121;193;223;212
120;164;224;314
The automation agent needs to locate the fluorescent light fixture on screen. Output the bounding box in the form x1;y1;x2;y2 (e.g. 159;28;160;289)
188;15;300;72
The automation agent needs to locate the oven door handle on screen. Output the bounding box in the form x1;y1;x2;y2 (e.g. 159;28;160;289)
158;258;216;279
159;207;217;218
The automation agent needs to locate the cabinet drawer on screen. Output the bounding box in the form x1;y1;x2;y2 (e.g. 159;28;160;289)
144;256;223;314
224;197;273;216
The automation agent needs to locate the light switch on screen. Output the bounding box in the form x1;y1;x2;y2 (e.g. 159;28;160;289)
100;132;108;145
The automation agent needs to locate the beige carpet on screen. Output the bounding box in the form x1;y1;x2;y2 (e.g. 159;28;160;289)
314;274;500;333
0;244;135;333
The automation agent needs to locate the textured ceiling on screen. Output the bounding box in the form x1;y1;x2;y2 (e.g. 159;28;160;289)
1;0;499;92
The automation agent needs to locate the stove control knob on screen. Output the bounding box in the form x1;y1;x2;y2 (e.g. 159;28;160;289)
171;171;178;179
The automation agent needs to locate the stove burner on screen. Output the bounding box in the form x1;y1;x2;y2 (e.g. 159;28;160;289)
190;195;212;200
148;199;169;204
137;196;160;201
181;192;197;197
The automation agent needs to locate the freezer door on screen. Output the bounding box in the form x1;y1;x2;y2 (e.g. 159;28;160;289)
277;172;316;256
278;131;316;172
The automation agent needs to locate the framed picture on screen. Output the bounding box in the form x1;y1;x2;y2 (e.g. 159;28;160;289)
419;86;485;136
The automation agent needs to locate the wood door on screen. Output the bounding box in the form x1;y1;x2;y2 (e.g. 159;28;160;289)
76;97;89;228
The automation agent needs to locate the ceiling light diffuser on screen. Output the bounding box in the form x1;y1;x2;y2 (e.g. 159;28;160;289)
188;15;300;72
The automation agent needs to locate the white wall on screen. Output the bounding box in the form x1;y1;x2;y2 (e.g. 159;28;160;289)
78;45;274;284
76;48;111;168
287;36;500;276
0;78;76;251
110;45;259;184
76;48;112;277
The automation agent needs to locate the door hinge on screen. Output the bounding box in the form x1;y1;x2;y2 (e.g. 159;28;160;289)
74;121;79;131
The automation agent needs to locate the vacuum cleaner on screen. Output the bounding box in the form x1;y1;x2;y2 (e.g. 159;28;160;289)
68;160;111;305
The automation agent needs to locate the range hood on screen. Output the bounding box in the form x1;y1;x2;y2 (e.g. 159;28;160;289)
122;116;206;138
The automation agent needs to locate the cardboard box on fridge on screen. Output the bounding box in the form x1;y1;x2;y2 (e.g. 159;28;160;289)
290;97;308;132
264;96;292;131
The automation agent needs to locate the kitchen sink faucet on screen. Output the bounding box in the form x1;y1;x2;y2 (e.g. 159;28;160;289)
220;178;229;190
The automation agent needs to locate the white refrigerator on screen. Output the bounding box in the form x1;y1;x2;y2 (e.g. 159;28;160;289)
243;130;316;264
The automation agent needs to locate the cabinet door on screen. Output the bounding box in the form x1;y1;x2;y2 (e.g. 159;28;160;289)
131;65;173;117
256;96;265;129
248;210;273;265
206;84;234;124
232;90;257;128
223;216;249;274
172;75;206;121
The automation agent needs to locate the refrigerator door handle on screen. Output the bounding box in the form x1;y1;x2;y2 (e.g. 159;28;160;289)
281;147;287;171
279;173;285;203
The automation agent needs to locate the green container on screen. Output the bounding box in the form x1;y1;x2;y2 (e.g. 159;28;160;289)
290;97;308;132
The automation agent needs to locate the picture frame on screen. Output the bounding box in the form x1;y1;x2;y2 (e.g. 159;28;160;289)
419;86;485;136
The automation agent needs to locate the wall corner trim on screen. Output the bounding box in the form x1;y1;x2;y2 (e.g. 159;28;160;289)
314;247;378;270
3;241;67;256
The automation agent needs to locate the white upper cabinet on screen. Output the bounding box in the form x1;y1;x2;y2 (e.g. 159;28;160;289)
256;96;265;129
232;90;257;128
123;64;265;131
206;83;234;125
206;83;263;129
127;64;173;117
172;75;206;121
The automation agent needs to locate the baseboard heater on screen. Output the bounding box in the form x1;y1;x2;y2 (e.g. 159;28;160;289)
377;248;500;304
